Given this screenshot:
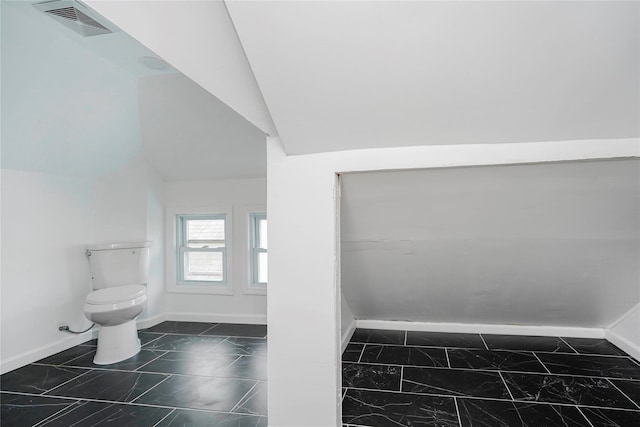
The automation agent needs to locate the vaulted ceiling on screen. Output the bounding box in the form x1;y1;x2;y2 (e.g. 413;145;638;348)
227;0;639;154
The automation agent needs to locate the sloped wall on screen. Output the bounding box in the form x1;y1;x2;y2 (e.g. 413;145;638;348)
341;159;640;328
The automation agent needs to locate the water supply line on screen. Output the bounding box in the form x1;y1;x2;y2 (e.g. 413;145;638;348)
59;324;95;334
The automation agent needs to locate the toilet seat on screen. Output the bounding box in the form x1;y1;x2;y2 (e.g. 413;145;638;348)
86;284;146;305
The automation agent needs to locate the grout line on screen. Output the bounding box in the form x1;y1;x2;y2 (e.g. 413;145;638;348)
230;381;259;413
129;374;172;404
32;399;83;427
576;406;596;427
607;378;640;410
453;397;463;427
341;360;640;383
404;330;408;346
479;334;490;351
133;351;170;372
152;408;177;427
559;337;579;354
399;366;404;392
39;368;94;396
357;344;365;363
498;371;516;401
198;324;221;335
532;352;552;374
445;348;451;369
334;386;640;412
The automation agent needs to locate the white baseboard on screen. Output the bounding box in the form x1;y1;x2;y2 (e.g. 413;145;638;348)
605;329;640;362
356;319;604;339
0;329;98;375
164;311;267;325
136;313;167;330
341;318;357;354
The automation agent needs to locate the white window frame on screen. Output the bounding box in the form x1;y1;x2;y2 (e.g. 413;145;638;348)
249;212;267;289
166;206;233;295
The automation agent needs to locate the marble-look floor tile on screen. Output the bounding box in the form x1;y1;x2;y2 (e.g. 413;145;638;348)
610;379;640;408
46;370;168;402
342;363;401;391
38;401;172;426
580;407;640;427
447;348;547;373
360;344;448;367
35;346;95;366
0;364;88;394
536;353;640;380
209;337;267;357
350;329;405;345
402;366;511;399
0;393;76;427
234;381;267;416
134;375;256;412
64;349;166;371
80;332;163;348
138;351;239;377
406;331;486;349
457;398;589;426
342;388;459;426
482;334;575;353
156;409;268;427
201;324;267;338
143;321;217;335
141;334;227;353
503;372;637;409
342;343;364;362
220;356;267;381
562;338;628;357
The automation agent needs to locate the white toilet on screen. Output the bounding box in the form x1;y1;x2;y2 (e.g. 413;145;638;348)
84;241;151;365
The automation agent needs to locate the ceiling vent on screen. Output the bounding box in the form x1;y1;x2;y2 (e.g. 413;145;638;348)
33;0;118;37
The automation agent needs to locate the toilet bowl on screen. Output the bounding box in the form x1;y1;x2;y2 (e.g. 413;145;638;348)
83;284;147;365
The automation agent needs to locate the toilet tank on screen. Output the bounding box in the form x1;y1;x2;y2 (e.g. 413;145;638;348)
87;242;152;289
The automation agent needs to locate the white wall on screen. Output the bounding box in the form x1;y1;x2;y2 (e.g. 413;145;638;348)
93;162;166;323
266;137;638;427
341;159;640;328
606;303;640;360
163;178;267;323
1;170;95;373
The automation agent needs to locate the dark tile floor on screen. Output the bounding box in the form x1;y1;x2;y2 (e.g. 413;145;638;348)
342;329;640;426
1;322;267;427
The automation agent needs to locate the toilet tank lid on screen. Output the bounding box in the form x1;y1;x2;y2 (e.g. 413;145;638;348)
86;284;146;304
87;241;152;251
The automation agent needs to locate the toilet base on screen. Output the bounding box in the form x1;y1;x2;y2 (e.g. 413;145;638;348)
94;319;140;365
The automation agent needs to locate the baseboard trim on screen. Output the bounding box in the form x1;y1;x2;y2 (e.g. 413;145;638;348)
605;329;640;362
355;319;604;339
164;311;267;325
137;313;167;330
341;318;357;354
0;329;98;375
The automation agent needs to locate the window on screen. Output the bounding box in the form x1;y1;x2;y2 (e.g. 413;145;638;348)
177;214;227;284
250;213;267;286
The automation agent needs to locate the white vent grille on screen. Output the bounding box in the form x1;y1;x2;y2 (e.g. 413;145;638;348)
34;1;115;37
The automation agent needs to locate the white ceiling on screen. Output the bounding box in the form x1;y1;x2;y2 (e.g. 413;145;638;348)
227;1;640;155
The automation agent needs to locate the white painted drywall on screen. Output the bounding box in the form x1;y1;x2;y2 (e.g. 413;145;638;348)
606;303;640;360
93;162;167;322
138;74;266;181
1;170;95;373
85;0;276;136
341;292;356;352
1;1;143;178
163;178;267;323
228;1;639;154
266;137;637;426
341;159;640;328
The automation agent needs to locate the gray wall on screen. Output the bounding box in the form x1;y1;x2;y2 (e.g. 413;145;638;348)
341;159;640;327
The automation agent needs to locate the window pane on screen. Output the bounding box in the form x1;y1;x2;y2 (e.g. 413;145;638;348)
259;219;267;249
183;251;223;282
258;252;268;283
186;219;225;248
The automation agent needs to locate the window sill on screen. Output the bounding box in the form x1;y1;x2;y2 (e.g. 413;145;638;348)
242;285;267;296
167;283;233;296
